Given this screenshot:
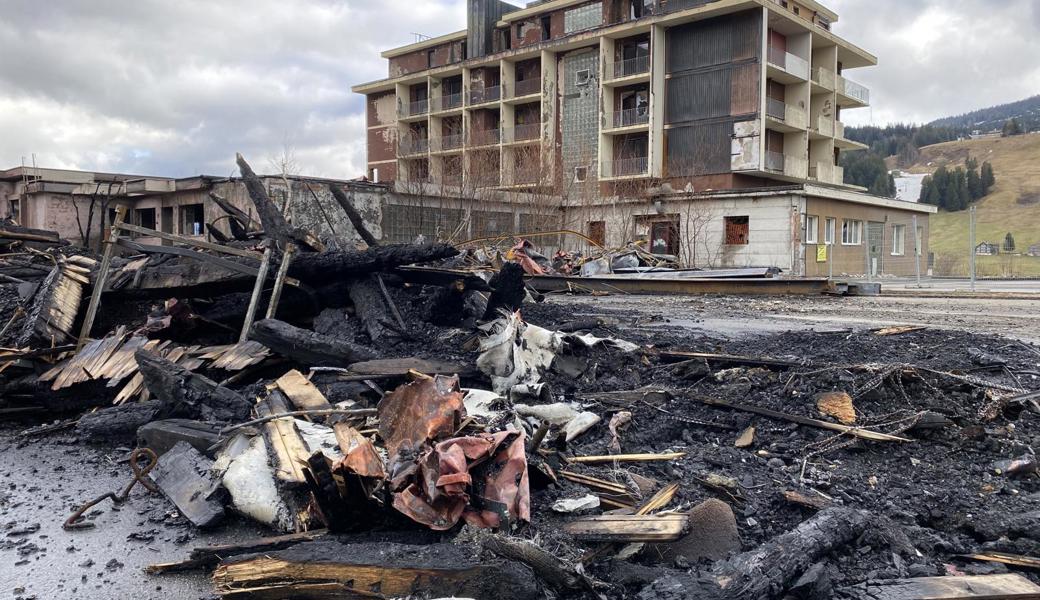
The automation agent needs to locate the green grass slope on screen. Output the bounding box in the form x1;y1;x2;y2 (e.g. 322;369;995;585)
901;134;1040;276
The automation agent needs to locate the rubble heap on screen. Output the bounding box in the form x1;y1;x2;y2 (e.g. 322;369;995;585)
3;156;1040;600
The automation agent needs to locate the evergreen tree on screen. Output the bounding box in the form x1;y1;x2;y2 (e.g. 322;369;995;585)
1004;232;1016;253
1002;118;1023;137
981;161;996;191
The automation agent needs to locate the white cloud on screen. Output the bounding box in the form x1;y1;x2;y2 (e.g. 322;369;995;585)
0;0;1036;175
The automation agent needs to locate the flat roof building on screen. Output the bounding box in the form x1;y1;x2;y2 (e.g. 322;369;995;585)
352;0;935;277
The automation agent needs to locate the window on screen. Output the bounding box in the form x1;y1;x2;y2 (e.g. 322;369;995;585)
649;220;679;255
805;215;819;244
824;217;836;245
8;200;19;223
181;203;205;237
573;166;588;183
540;15;552;40
426;49;435;69
575;69;591;86
725;216;750;245
564;3;603;34
515;24;523;40
134;207;156;231
891;224;906;255
588;220;606;246
841;219;863;245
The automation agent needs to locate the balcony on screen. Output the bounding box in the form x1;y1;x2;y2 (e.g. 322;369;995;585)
507;168;541;186
834;121;869;150
402;99;429;119
812;116;835;138
469;128;501;147
603;156;649;178
766;99;807;131
607;107;650;130
811;67;835;91
606;55;650;82
837;75;870;106
784;155;808;179
432;134;464;153
440;173;464;188
809;162;845;186
468;85;501;106
432;93;463;113
766;97;785;121
767;47;809;81
399;136;429;156
511;78;541;99
502;123;541;144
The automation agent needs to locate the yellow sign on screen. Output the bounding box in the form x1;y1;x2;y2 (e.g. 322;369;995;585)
816;245;828;262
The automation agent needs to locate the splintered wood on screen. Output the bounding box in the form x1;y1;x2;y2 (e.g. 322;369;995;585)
38;333;271;404
274;370;331;411
563;514;688;542
856;574;1040;599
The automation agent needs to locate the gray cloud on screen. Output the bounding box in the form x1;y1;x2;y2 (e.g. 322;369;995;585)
0;0;1035;176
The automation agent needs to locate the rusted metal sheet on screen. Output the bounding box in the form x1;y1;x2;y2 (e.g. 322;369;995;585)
527;275;832;296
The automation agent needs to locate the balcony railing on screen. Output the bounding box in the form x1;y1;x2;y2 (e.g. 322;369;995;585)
512;78;540;98
608;55;650;80
510;168;541;185
814;116;834;138
403;99;429;118
503;123;541;143
765;150;785;172
433;93;463;112
767;47;810;80
611;107;650;129
468;85;501;105
785;155;808;179
837;75;870;104
809;162;844;186
766;98;786;121
811;67;835;90
433;134;464;152
399;137;429;155
835;121;846;140
604;156;649;178
469;128;501;147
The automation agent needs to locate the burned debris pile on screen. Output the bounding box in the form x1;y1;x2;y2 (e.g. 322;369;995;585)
4;157;1040;599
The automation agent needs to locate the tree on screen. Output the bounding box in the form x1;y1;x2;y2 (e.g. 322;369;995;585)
966;164;983;200
1002;118;1023;137
981;161;996;192
1004;232;1016;253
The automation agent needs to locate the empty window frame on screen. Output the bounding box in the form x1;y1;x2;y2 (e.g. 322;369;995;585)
588;220;606;246
805;215;819;244
8;199;19;222
574;166;588;183
575;69;592;86
134;207;156;231
891;224;906;255
841;219;863;245
181;203;205;237
724;216;750;245
540;15;552;40
824;217;836;245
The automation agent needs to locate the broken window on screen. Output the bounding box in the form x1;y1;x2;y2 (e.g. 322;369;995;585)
134;208;156;231
541;15;552;40
841;219;863;245
725;216;750;245
649;219;679;256
574;166;588;183
182;203;205;237
161;207;173;234
804;215;819;244
8;200;19;223
588;220;606;246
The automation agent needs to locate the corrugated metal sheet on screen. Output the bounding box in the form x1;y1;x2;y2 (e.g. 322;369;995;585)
665;10;761;73
468;0;515;59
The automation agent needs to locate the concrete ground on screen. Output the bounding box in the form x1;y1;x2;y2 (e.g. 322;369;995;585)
874;277;1040;294
3;290;1040;599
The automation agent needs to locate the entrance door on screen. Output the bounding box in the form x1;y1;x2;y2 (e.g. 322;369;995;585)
867;221;884;275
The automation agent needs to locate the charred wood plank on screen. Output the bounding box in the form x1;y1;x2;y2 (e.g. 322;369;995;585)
149;441;226;528
136;350;252;422
0;224;63;245
348;275;396;342
288;243;459;282
209;191;257;240
248;318;378;367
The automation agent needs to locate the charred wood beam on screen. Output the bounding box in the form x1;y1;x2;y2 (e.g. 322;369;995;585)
328;185;379;247
208;191;257;240
136;350;252;422
235;153;322;251
288;243;459;282
248;318;379;367
0;224;64;245
348;276;397;342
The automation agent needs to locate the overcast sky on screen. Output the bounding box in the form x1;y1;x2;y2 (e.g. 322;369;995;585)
0;0;1037;179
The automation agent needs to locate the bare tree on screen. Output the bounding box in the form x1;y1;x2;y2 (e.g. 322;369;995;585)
268;135;300;219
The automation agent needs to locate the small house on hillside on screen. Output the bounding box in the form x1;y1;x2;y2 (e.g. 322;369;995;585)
976;242;1000;256
1028;244;1040;257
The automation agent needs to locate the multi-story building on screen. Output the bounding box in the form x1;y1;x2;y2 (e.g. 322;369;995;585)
371;0;935;276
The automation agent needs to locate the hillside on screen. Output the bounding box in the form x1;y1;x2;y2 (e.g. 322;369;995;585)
902;134;1040;276
930;95;1040;133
